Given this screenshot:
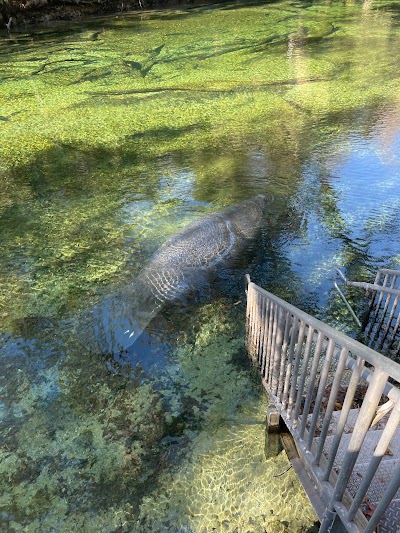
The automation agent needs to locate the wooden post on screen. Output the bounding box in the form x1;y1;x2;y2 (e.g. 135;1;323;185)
266;405;281;432
264;405;282;459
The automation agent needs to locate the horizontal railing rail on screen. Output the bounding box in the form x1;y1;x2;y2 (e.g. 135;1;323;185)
246;276;400;533
336;268;400;356
363;269;400;356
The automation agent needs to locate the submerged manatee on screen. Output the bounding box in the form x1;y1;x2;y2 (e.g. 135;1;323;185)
82;195;266;354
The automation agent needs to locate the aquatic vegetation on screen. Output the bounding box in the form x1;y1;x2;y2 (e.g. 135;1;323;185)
136;401;316;532
0;301;317;532
0;347;166;531
137;305;317;532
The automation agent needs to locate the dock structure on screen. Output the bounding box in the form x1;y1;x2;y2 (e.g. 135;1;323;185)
246;275;400;533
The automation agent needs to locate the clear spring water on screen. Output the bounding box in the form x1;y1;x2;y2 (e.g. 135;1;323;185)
1;0;400;530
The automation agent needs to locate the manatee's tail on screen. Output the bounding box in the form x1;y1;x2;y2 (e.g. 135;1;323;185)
75;281;163;355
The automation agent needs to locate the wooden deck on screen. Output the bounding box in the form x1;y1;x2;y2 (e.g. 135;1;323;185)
246;278;400;533
279;409;400;533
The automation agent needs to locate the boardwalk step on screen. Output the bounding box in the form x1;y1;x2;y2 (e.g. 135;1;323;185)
323;423;400;533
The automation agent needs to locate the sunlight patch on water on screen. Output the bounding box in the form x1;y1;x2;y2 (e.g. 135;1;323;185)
136;306;317;532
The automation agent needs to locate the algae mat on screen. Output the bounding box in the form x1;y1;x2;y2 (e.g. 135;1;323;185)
1;0;400;531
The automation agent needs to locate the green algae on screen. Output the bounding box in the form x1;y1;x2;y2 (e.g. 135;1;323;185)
0;300;317;532
137;306;317;532
0;350;166;531
1;0;400;174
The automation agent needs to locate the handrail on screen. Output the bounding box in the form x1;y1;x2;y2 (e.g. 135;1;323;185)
375;268;400;277
246;277;400;382
336;268;400;297
334;268;400;356
246;277;400;533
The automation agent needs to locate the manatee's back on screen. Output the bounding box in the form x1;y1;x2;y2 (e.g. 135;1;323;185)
137;195;266;305
80;195;266;354
150;215;231;269
148;195;266;271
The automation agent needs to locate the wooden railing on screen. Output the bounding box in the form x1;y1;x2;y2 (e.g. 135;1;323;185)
246;277;400;533
336;268;400;356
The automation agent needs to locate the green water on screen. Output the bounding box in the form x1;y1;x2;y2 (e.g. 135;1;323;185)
1;0;400;531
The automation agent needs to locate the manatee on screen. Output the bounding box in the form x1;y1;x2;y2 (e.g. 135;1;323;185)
80;195;266;355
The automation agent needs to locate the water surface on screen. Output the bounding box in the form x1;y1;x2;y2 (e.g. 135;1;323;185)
1;0;400;531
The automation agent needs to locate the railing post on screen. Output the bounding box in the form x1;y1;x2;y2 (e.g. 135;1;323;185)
307;338;335;452
315;347;349;467
348;399;400;522
288;320;306;421
293;325;315;421
323;356;365;481
319;508;342;533
300;332;325;439
270;307;286;395
364;461;400;533
277;312;291;403
323;369;388;514
282;318;299;410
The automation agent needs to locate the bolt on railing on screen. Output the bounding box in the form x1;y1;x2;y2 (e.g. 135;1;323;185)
246;276;400;533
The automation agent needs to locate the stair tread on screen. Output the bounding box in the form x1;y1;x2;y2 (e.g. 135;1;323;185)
304;407;400;532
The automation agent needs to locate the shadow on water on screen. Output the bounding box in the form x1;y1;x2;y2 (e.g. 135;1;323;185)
0;0;280;47
1;92;395;337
